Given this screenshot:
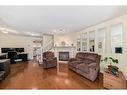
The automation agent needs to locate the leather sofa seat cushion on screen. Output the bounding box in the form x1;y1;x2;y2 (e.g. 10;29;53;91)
69;60;83;68
76;63;89;74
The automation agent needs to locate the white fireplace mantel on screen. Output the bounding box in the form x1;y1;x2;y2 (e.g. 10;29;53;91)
54;46;76;62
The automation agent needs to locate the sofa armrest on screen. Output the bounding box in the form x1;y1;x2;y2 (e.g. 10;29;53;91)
95;55;101;64
52;57;57;61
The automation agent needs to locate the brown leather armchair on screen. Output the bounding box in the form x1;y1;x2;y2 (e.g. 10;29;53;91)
0;59;10;80
43;51;57;69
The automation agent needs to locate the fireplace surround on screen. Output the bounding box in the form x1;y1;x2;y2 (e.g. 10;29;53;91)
59;52;69;61
54;46;76;62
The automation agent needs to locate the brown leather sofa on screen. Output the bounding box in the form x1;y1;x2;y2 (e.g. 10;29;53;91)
68;52;101;81
43;51;57;69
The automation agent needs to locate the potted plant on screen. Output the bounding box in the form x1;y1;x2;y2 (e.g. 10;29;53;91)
101;57;119;76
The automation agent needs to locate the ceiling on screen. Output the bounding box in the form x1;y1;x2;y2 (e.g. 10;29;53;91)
0;6;127;37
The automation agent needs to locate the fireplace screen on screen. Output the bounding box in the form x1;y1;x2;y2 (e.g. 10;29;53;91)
59;52;69;61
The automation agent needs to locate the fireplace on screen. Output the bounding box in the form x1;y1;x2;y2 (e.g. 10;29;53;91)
54;46;76;62
59;52;69;61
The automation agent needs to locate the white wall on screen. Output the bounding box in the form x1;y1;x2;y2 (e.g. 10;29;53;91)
54;33;77;46
0;33;42;59
77;14;127;79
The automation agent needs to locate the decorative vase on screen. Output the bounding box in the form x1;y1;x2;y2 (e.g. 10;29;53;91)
108;65;119;76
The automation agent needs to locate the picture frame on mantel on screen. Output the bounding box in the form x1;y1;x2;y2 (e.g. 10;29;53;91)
61;41;66;46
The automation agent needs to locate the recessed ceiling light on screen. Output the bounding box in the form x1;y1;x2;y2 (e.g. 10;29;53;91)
0;27;19;34
53;29;64;33
0;27;5;31
53;29;69;34
1;31;8;34
31;33;40;36
25;31;40;36
8;30;19;34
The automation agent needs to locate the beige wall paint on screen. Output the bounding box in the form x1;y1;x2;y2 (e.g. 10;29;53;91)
77;15;127;79
54;33;77;46
0;33;42;59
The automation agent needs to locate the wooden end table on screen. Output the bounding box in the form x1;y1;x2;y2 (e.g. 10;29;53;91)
103;68;126;89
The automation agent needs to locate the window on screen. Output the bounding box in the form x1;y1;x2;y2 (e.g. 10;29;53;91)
77;35;81;51
89;31;95;52
98;28;106;53
81;33;87;51
111;24;123;54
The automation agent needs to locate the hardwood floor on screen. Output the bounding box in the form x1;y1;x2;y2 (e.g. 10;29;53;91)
0;60;103;89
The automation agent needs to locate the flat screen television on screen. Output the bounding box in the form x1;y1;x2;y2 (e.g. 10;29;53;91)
115;47;122;54
1;48;24;53
1;48;14;53
15;48;24;52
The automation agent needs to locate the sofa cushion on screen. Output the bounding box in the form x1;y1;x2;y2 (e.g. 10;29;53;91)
83;59;94;64
76;52;85;60
85;53;98;62
88;62;98;68
76;63;89;74
69;60;83;68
